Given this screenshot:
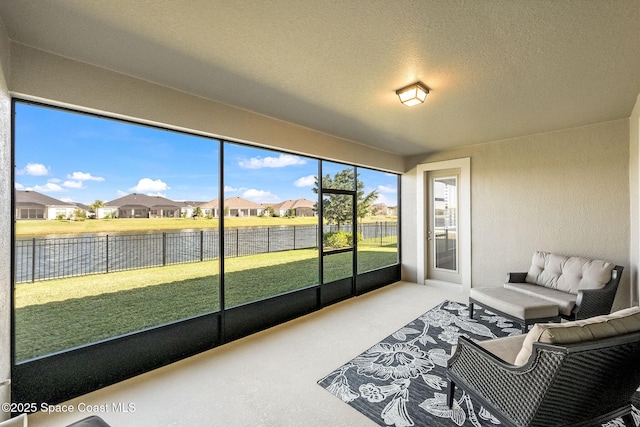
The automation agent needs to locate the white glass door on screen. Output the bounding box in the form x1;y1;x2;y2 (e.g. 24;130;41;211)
427;169;461;284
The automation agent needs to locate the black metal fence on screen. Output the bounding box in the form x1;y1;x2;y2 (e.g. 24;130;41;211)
15;222;397;283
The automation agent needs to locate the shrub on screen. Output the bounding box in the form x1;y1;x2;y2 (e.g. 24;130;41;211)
323;231;363;249
74;208;87;221
323;231;348;248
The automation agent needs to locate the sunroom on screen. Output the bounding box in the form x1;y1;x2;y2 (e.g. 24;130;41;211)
0;1;640;426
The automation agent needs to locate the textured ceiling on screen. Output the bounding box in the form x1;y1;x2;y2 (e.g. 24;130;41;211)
1;0;640;156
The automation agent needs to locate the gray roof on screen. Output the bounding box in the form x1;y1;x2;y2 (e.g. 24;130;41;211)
105;193;182;208
15;190;74;207
198;197;266;209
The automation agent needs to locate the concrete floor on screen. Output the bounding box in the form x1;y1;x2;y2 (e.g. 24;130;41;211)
26;281;466;427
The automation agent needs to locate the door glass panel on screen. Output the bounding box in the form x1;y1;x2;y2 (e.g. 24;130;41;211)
433;176;457;271
322;194;353;251
320;160;355;283
322;194;353;282
323;251;353;283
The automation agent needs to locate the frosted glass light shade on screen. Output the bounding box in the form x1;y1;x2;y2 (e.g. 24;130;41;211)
396;82;429;106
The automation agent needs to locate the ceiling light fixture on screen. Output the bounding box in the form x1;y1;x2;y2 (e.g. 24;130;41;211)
396;81;429;107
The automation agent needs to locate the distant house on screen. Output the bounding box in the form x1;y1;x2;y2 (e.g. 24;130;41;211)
268;198;316;217
15;190;78;220
198;199;219;217
370;203;398;217
96;206;118;219
197;197;264;217
370;203;388;216
223;197;263;217
179;201;204;218
100;193;183;219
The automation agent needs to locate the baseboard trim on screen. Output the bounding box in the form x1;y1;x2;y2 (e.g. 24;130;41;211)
424;279;464;292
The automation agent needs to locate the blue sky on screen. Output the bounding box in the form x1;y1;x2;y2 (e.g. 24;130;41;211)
14;102;398;206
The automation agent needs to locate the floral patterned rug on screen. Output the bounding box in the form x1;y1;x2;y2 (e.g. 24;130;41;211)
318;300;640;427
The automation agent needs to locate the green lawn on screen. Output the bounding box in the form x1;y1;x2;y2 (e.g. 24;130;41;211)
15;245;398;361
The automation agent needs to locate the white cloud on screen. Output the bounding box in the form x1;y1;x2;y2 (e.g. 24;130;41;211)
238;154;306;169
224;185;248;193
67;171;105;182
294;175;316;187
242;189;280;203
374;194;396;206
369;185;397;206
129;178;170;194
18;163;49;176
63;180;84;189
377;184;397;193
33;182;64;193
116;190;128;197
15;182;25;190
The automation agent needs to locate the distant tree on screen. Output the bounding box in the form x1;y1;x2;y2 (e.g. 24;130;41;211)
312;168;378;227
192;207;203;218
74;208;87;221
89;200;105;213
262;206;276;217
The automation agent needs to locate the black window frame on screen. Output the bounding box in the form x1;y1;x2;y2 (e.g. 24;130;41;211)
10;98;401;408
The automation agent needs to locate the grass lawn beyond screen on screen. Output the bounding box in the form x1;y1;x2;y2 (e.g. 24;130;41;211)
15;245;397;361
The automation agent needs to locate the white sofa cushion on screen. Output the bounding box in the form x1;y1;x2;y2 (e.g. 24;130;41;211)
513;306;640;366
502;282;577;316
525;251;614;294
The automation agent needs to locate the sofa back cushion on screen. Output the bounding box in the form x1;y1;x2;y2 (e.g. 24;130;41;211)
513;306;640;366
525;251;614;294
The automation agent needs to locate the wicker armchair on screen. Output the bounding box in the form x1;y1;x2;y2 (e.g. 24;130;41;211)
447;308;640;427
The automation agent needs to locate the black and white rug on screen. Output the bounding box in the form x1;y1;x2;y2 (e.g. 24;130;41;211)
318;300;640;427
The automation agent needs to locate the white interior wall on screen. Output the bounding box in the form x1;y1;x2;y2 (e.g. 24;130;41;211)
630;93;640;306
0;15;12;422
403;119;632;310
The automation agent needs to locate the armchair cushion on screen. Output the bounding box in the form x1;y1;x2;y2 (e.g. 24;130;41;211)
514;306;640;365
526;251;614;294
477;335;526;365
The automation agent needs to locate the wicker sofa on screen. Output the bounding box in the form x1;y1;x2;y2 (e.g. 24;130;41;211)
447;306;640;427
470;252;623;330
